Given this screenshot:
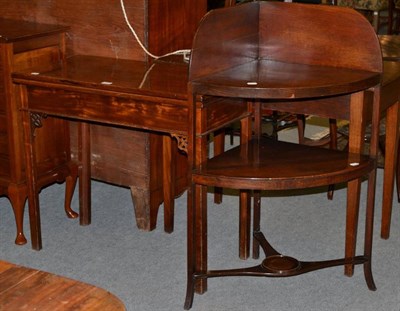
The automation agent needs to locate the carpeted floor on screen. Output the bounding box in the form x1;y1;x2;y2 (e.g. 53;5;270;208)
0;129;399;310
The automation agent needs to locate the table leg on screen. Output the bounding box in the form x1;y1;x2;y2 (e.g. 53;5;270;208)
78;122;91;225
381;101;400;239
363;169;377;290
239;190;251;259
184;185;195;310
345;179;361;276
163;135;175;233
192;97;209;296
345;91;367;276
8;184;28;245
194;183;208;295
213;129;225;204
238;108;253;260
21;106;42;250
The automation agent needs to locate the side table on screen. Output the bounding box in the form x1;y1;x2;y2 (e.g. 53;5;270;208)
184;2;383;308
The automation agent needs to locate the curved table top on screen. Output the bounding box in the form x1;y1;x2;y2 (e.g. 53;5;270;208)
190;59;381;100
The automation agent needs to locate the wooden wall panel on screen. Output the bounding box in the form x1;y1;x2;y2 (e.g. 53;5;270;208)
148;0;207;56
0;0;146;60
0;0;207;60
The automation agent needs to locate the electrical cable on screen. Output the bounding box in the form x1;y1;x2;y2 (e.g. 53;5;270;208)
120;0;191;60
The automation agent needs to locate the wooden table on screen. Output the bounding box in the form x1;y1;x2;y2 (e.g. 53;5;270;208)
185;2;383;308
12;55;192;250
0;260;125;310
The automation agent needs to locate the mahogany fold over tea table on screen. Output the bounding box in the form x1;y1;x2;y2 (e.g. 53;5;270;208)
184;2;384;308
13;55;193;250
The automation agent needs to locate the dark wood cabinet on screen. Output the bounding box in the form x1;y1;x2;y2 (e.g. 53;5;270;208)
0;19;77;244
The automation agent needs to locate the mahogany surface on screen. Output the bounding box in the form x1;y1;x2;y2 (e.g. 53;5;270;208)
14;55;190;133
185;2;382;308
0;18;78;246
0;260;125;310
190;59;380;98
194;138;374;190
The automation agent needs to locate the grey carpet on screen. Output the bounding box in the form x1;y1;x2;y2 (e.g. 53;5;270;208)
1;128;400;311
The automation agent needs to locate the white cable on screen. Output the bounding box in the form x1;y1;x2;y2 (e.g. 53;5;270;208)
120;0;191;60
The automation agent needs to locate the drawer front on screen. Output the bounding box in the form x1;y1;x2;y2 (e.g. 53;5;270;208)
13;33;62;54
13;45;62;73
